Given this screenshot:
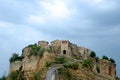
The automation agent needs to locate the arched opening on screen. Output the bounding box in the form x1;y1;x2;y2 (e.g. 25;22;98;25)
63;50;66;55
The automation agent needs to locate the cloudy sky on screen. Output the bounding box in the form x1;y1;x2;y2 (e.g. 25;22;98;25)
0;0;120;77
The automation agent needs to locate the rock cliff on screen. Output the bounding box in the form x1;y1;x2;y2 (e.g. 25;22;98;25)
8;40;116;80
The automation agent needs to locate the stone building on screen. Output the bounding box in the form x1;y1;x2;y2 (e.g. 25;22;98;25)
50;40;90;58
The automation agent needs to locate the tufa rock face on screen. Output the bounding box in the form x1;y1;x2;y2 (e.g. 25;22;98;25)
8;40;116;80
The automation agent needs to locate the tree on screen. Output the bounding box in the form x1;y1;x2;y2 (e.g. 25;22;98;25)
109;58;115;63
9;53;19;63
102;56;109;60
90;51;96;58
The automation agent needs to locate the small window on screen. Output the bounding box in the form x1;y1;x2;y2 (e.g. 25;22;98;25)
63;50;66;55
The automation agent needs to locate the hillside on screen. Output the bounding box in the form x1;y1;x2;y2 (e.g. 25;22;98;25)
8;40;116;80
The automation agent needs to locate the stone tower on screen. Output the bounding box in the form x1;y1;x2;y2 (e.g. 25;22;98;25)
61;40;69;56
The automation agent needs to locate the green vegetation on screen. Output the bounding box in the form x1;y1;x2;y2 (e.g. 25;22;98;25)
33;71;42;80
28;43;41;56
109;58;115;64
9;66;25;80
82;59;93;68
90;51;96;58
45;62;52;68
64;63;79;70
9;53;23;63
28;43;46;57
55;56;67;64
9;71;18;80
73;54;81;60
102;56;109;60
102;55;116;64
58;68;72;79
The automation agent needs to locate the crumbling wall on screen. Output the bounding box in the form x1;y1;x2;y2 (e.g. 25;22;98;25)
22;56;39;71
69;43;78;56
78;46;90;59
38;41;49;49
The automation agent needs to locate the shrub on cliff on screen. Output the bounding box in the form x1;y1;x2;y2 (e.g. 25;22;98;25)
29;43;41;56
90;51;96;58
64;63;79;70
9;53;23;63
82;59;93;69
28;43;46;57
55;56;66;64
109;58;115;64
45;62;52;68
9;71;18;80
102;56;109;60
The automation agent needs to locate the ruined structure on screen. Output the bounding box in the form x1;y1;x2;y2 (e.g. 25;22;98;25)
9;40;116;80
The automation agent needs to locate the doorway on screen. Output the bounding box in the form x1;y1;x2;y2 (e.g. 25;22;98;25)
63;50;66;55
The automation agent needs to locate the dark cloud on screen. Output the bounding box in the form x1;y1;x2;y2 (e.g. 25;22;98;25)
0;0;120;77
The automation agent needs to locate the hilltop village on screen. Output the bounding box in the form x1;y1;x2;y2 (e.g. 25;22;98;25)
8;40;116;80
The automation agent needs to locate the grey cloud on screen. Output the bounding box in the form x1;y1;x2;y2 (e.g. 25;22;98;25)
0;0;120;77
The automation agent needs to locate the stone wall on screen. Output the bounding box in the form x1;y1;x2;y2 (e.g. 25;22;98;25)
38;41;49;49
50;40;91;58
9;56;39;73
69;43;78;56
51;40;61;47
22;56;39;71
78;46;91;59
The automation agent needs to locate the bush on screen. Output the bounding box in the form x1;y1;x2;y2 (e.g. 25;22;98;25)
82;59;93;68
9;53;23;63
102;56;109;60
55;56;66;64
90;51;96;58
9;71;18;80
64;63;79;70
58;68;72;79
64;70;72;79
109;58;115;64
29;44;41;56
28;43;46;57
45;62;52;68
